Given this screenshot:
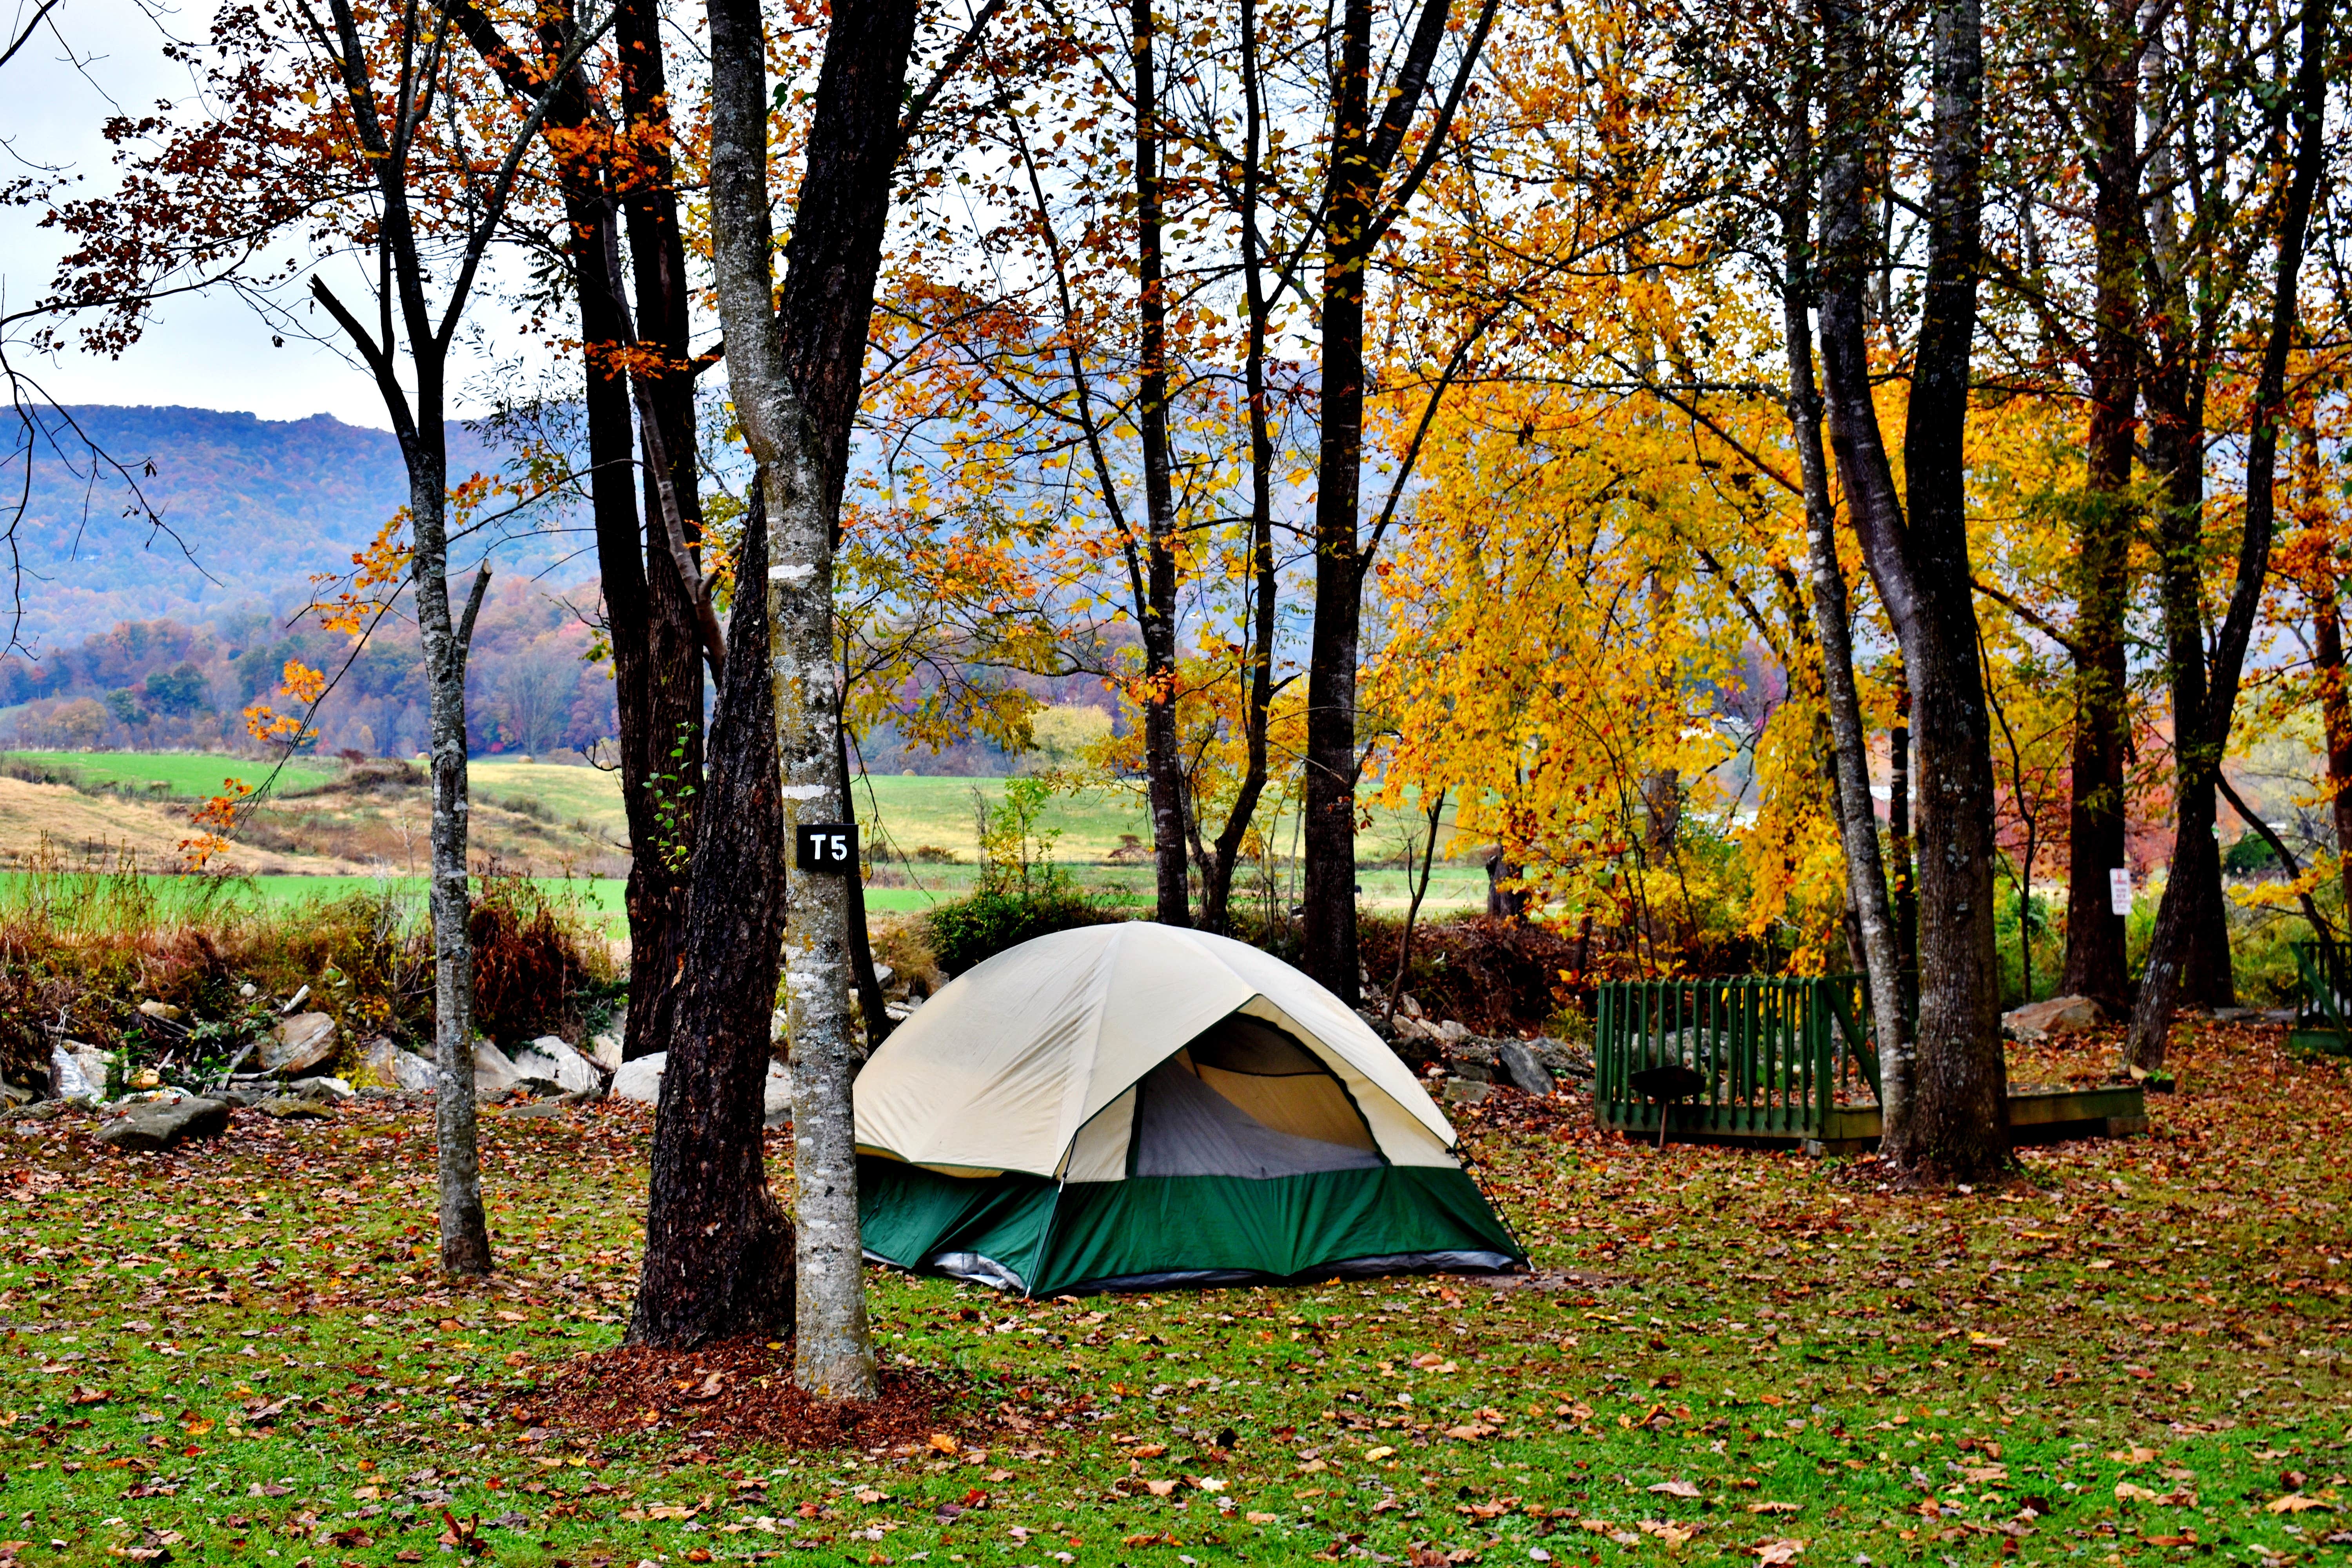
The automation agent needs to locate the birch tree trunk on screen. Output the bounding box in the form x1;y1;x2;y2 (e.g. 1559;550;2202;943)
704;0;877;1398
1779;60;1909;1114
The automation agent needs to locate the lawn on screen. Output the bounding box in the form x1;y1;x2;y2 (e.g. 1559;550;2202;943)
5;1018;2346;1568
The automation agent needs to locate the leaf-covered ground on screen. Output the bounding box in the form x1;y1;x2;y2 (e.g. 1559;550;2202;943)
2;1019;2346;1568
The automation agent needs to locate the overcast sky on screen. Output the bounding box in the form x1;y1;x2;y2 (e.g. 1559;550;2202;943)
4;0;537;430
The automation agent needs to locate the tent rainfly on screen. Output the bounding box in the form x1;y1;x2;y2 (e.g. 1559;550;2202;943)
853;922;1524;1295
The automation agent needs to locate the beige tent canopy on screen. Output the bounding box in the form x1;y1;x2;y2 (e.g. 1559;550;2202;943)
854;922;1522;1295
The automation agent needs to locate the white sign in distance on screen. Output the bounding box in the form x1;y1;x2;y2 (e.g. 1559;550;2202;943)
2108;867;2132;917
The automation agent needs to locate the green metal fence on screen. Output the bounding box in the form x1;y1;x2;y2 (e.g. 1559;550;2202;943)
2291;940;2350;1056
1593;975;1878;1142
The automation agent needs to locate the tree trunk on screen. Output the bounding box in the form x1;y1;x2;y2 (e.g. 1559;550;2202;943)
2318;588;2352;911
612;0;707;1062
706;0;920;1400
1133;0;1190;929
1303;557;1364;1000
1194;0;1281;935
1300;0;1376;1003
1299;0;1471;1000
432;0;702;1067
419;483;494;1275
1822;0;2003;1180
2060;0;2138;1013
1890;691;1918;1020
2127;0;2331;1069
839;717;893;1047
629;487;795;1348
1779;52;1909;1107
2304;450;2352;908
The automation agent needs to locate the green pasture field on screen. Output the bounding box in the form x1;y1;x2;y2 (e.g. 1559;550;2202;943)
4;751;1490;912
0;871;630;938
13;750;1472;866
1;1018;2344;1568
3;750;342;799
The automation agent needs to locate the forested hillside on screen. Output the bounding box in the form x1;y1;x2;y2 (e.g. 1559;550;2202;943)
3;405;567;644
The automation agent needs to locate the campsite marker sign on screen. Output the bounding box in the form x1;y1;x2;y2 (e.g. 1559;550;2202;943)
796;823;859;874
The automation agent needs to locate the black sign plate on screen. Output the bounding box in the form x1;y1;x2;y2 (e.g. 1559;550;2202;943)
795;822;859;873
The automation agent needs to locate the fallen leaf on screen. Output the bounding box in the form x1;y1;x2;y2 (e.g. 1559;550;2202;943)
1145;1479;1180;1497
1649;1480;1702;1499
1747;1503;1801;1515
2108;1447;2158;1465
927;1432;959;1453
2116;1483;2160;1503
2267;1496;2336;1515
1363;1446;1396;1462
1193;1477;1228;1493
1756;1540;1805;1565
1133;1443;1167;1459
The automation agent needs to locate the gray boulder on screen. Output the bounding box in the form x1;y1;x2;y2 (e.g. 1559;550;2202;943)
358;1036;438;1094
96;1095;231;1151
474;1042;530;1099
257;1095;334;1120
1497;1039;1557;1097
587;1029;623;1074
511;1036;601;1097
2002;994;2104;1043
50;1041;110;1102
611;1051;665;1105
764;1058;793;1129
260;1012;339;1076
609;1050;790;1125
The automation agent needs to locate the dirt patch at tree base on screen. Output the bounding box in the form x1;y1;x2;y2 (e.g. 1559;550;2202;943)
521;1338;973;1452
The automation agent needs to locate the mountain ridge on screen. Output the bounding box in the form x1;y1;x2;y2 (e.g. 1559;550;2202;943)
6;404;570;647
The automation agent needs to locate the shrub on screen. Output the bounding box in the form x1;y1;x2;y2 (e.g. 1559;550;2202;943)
921;777;1118;975
468;869;614;1044
925;886;1115;977
0;845;614;1094
867;915;945;996
1354;913;1582;1037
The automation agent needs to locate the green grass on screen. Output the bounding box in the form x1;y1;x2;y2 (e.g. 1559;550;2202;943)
4;1018;2346;1568
3;750;343;799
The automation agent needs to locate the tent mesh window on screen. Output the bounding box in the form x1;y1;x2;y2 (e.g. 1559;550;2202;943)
1131;1018;1384;1179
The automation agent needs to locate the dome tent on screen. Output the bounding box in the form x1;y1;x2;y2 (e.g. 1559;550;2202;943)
853;922;1523;1295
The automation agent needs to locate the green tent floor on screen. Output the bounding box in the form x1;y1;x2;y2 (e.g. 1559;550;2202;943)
857;1155;1524;1296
